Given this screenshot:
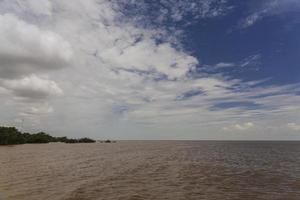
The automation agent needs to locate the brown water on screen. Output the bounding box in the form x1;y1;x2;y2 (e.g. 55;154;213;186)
0;141;300;200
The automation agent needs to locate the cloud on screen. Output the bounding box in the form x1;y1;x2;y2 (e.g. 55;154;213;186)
239;0;300;28
218;54;261;68
201;54;261;74
113;0;232;40
0;0;53;17
20;103;53;117
101;41;198;80
176;89;204;101
0;0;299;139
215;62;236;68
23;0;52;16
287;123;300;131
1;75;63;100
240;13;262;29
240;54;260;67
0;12;70;117
0;13;72;79
115;0;231;22
223;122;255;131
211;101;262;111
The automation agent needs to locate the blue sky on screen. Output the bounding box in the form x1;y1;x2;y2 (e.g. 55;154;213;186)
120;0;300;84
0;0;300;140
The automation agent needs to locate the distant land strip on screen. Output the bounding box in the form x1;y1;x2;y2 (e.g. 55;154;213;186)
0;126;96;145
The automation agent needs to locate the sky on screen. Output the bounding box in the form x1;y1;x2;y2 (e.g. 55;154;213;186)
0;0;300;140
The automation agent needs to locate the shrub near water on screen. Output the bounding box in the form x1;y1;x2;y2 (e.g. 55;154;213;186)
0;126;95;145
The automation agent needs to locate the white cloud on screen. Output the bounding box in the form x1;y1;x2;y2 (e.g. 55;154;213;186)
100;41;198;79
1;75;63;100
0;13;72;79
25;0;52;16
241;13;262;29
0;12;70;117
20;103;53;117
113;0;231;26
223;122;255;131
287;123;300;131
240;54;261;68
0;0;299;139
202;54;261;72
215;62;236;68
0;0;53;17
240;0;300;28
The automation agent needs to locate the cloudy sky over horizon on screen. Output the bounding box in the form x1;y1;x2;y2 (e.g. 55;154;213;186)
0;0;300;140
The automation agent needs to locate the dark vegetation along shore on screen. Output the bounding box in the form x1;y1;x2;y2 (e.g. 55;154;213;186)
0;126;96;145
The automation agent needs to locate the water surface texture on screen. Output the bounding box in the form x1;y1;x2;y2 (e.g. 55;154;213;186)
0;141;300;200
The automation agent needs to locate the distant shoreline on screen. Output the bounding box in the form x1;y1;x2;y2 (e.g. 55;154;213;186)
0;126;96;145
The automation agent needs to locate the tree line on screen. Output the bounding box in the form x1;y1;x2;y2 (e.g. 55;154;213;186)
0;126;95;145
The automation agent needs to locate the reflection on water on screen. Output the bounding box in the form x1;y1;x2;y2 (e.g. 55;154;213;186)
0;141;300;200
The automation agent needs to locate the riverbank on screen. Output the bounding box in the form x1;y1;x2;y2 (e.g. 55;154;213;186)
0;126;95;145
